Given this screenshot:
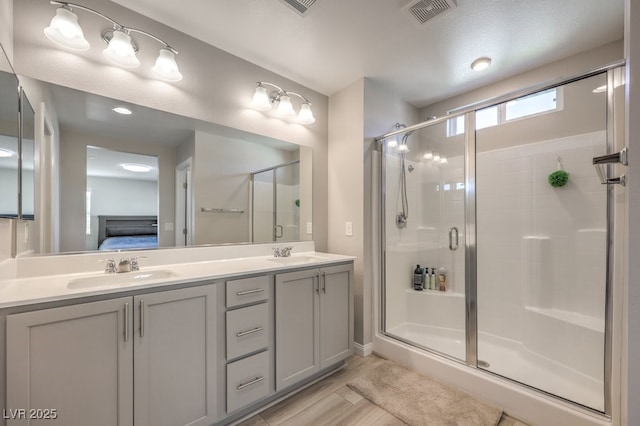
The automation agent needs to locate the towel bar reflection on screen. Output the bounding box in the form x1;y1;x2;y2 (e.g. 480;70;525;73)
200;208;245;213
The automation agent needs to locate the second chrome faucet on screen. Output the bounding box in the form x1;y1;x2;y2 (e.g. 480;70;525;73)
272;246;293;258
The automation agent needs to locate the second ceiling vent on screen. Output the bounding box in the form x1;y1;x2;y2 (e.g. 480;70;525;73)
402;0;457;26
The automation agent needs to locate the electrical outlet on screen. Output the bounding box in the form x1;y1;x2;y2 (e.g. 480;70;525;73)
164;222;174;231
306;222;313;234
345;221;353;237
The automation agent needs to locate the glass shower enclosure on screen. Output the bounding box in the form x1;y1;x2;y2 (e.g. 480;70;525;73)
379;66;625;414
251;160;300;243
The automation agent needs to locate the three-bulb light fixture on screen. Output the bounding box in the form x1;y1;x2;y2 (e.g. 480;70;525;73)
251;82;315;125
43;1;183;82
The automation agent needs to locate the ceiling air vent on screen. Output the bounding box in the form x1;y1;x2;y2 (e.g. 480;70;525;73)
279;0;317;15
402;0;457;26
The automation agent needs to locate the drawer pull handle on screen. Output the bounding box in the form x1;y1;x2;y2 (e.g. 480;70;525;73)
236;288;265;296
237;376;265;390
236;326;264;337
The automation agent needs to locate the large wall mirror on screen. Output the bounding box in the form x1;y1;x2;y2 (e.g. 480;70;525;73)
0;43;35;222
0;46;20;219
20;78;312;254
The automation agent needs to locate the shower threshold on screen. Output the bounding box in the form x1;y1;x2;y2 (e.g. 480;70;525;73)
387;322;604;411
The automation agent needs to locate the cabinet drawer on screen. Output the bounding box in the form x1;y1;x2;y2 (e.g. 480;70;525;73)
226;303;269;361
226;275;269;308
226;351;270;414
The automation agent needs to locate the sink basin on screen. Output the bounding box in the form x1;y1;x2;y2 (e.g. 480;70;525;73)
67;270;176;289
266;255;326;265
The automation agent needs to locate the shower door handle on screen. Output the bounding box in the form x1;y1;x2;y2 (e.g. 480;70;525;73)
449;227;459;251
274;225;283;239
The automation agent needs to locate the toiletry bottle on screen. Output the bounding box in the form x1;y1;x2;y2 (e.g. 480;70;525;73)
438;267;447;292
413;265;423;290
424;266;431;290
431;268;437;289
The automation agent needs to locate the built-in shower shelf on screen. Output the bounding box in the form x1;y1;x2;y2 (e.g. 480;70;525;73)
524;305;604;333
405;288;464;298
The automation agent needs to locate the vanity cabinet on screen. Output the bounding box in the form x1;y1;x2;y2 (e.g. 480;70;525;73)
275;264;352;391
6;285;217;426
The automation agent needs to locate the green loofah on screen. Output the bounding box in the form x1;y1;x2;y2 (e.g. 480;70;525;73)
295;199;300;207
548;170;569;187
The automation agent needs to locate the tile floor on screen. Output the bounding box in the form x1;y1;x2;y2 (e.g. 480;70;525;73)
236;354;528;426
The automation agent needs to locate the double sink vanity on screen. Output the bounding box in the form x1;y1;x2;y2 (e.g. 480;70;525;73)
0;241;354;426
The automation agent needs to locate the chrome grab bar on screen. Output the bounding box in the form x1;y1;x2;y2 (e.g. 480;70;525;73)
237;376;264;390
449;227;459;251
593;148;628;186
236;327;264;337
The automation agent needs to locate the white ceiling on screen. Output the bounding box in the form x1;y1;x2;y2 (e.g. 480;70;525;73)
112;0;624;107
86;145;158;180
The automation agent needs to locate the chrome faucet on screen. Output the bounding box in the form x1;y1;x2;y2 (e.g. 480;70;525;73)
272;246;293;257
103;258;117;274
118;258;132;273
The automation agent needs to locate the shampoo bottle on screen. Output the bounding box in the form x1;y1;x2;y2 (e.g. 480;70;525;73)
431;268;437;289
438;267;447;291
413;265;424;290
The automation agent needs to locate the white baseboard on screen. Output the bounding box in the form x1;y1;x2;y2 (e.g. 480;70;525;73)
353;341;374;357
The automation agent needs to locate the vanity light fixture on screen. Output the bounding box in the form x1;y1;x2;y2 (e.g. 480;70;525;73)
251;82;315;124
0;148;13;158
112;106;132;115
121;163;152;173
44;1;183;82
471;57;492;71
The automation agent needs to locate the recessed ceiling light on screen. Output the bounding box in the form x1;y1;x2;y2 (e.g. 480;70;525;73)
121;163;151;172
471;57;492;72
0;148;13;158
113;107;132;115
592;85;607;93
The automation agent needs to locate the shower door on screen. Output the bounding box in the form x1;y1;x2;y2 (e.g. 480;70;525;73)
251;161;300;243
382;116;468;362
475;73;611;411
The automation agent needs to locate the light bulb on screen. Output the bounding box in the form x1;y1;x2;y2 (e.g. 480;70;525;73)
387;138;398;148
275;95;295;117
423;151;433;160
433;153;441;162
151;48;183;82
103;29;140;68
251;86;272;111
440;157;448;164
298;103;315;124
397;144;410;153
43;7;89;51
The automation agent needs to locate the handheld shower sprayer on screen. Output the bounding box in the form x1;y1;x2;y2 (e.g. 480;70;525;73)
395;123;412;229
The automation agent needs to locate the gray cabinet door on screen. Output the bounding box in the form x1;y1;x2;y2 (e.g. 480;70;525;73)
133;285;217;426
275;269;320;391
6;297;134;426
319;264;353;369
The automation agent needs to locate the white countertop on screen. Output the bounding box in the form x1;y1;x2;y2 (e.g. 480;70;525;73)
0;249;354;309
